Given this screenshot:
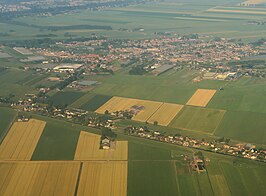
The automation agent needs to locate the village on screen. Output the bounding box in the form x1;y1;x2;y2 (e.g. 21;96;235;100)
124;125;266;163
8;96;266;164
20;35;266;79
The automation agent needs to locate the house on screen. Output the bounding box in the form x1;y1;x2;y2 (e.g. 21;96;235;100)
101;138;111;150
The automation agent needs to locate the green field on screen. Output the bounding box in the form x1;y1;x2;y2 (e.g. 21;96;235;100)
126;132;266;196
91;69;225;104
49;91;85;106
0;107;16;140
0;68;38;98
215;111;266;144
0;0;265;41
30;114;100;160
80;94;112;111
128;161;178;196
169;106;226;134
88;69;266;144
208;77;266;114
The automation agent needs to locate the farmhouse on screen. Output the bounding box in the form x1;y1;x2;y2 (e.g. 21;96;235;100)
192;156;206;173
101;137;111;150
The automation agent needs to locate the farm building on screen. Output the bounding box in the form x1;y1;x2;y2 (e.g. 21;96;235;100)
53;63;83;73
101;138;111;150
152;64;175;75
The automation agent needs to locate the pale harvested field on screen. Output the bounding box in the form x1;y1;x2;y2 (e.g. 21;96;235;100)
207;8;266;14
174;17;226;22
0;119;46;160
77;161;127;196
186;89;217;107
243;0;266;5
147;103;184;126
96;96;163;122
74;131;128;161
0;161;80;196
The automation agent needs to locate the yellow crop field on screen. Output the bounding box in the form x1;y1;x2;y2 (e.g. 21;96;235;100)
74;131;128;161
147;103;184;126
0;161;80;196
96;96;163;122
186;89;217;107
77;161;127;196
0;119;46;160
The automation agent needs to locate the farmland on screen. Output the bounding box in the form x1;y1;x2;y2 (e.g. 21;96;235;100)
169;106;226;134
0;119;46;160
0;0;263;41
208;77;266;114
0;69;38;99
128;161;178;196
31;117;82;160
78;161;127;196
0;161;80;196
49;91;85;107
0;107;16;139
215;111;266;144
147;103;183;126
91;69;224;104
74;131;128;161
0;0;265;195
186;89;217;107
96;96;164;122
128;144;266;196
0;109;265;195
79;94;112;111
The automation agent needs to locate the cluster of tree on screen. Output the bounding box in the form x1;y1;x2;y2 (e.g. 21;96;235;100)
183;34;199;39
101;127;117;139
129;65;148;75
90;67;114;75
252;38;266;46
46;25;112;31
35;34;58;38
215;137;230;144
52;69;85;90
228;60;265;68
4;36;104;48
0;93;15;104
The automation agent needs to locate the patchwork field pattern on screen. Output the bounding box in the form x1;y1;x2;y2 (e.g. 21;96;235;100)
74;131;128;161
169;106;226;134
77;161;127;196
96;96;163;122
0;119;46;160
147;103;183;126
0;161;80;196
186;89;217;107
